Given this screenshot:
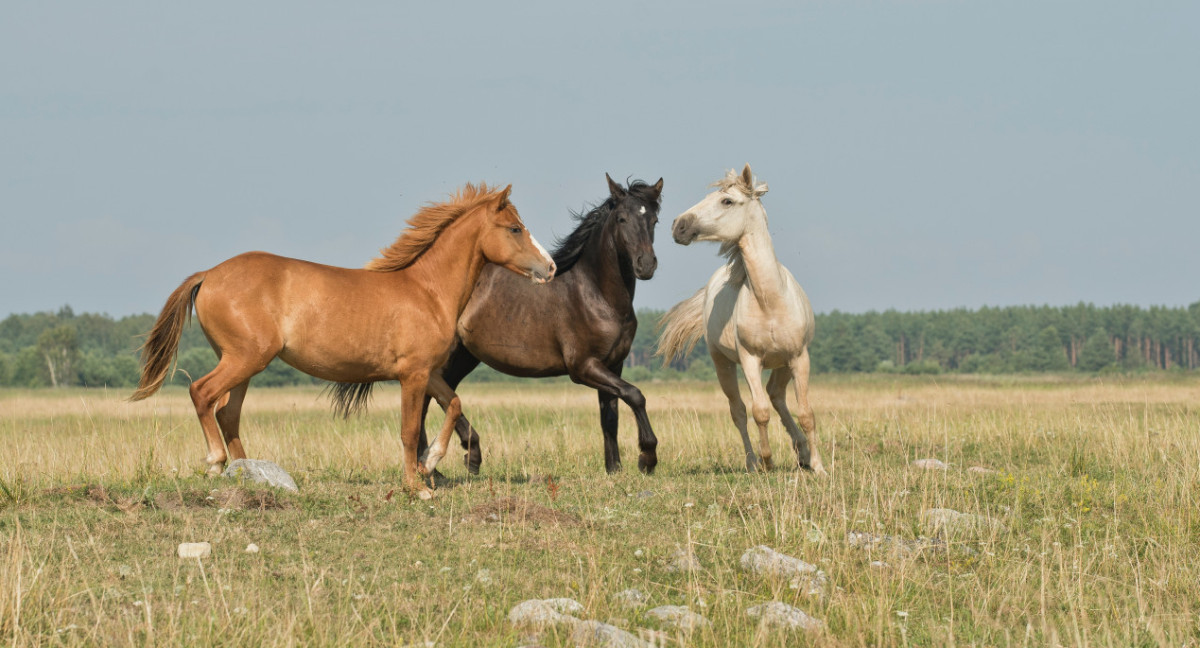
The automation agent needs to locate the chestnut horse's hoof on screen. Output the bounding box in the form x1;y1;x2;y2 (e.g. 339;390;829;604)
206;463;225;477
417;488;434;501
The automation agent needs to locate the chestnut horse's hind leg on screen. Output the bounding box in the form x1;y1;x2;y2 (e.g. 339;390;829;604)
190;358;265;476
215;380;251;462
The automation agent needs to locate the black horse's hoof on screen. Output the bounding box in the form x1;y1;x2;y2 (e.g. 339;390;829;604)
638;453;657;475
605;462;623;475
464;452;481;476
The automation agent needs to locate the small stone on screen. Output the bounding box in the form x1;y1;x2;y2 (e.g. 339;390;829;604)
508;599;584;629
869;560;889;569
245;543;260;554
177;542;211;559
921;508;1007;537
645;605;710;632
911;458;947;471
664;546;702;573
222;459;299;492
570;620;652;647
746;601;824;632
740;546;827;597
475;569;493;585
967;466;998;475
612;588;648;610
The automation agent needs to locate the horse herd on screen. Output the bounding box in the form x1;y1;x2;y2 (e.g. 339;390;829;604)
131;165;824;499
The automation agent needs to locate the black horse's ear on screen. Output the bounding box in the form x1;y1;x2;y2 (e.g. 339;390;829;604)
605;173;626;199
650;178;664;200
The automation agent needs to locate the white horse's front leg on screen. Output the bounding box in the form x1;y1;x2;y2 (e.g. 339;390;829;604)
738;352;775;471
712;352;758;471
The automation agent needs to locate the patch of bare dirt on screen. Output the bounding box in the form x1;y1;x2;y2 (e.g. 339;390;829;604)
463;496;580;527
153;487;293;511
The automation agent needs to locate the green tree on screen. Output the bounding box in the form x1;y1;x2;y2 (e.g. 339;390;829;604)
37;325;79;387
1077;330;1117;372
1030;326;1070;371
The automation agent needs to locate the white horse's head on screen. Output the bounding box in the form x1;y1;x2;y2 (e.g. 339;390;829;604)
671;164;769;246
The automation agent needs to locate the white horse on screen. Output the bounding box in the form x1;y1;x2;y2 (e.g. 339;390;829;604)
658;164;825;474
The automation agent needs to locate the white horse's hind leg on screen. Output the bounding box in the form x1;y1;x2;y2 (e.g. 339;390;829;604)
712;352;757;472
739;353;775;471
789;348;826;474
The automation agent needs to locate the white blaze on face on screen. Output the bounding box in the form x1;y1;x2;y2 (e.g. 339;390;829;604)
529;232;552;267
638;206;646;215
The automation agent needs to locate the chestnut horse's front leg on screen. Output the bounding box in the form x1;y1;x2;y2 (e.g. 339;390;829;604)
399;372;434;500
421;374;462;475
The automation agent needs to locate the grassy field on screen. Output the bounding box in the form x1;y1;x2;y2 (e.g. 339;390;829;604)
2;375;1200;647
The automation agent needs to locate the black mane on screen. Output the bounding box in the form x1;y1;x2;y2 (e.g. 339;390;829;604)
550;179;658;274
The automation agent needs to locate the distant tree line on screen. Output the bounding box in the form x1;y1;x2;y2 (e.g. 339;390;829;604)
1;302;1198;388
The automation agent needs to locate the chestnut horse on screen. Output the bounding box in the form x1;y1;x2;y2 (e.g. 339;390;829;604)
130;183;556;498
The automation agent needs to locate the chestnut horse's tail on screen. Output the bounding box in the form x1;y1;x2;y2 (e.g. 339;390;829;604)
130;272;206;401
656;287;707;367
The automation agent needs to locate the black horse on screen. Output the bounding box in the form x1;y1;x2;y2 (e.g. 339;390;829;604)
417;174;663;474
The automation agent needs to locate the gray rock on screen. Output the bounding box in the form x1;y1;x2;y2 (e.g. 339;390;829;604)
967;465;998;475
222;459;298;492
664;546;702;573
921;508;1007;537
740;545;827;597
508;599;583;629
645;605;710;632
746;601;824;632
570;620;652;648
911;458;948;471
611;588;648;610
847;531;977;559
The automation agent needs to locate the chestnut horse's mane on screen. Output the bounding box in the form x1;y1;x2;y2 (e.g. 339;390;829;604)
366;183;505;272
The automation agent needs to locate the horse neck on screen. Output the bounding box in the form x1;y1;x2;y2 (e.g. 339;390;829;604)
578;216;637;309
402;212;490;318
729;213;786;310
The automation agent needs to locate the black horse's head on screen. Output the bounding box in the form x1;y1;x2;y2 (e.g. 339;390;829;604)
604;173;663;280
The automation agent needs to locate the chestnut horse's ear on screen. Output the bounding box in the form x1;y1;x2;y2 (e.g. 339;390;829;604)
605;173;626;199
496;184;513;210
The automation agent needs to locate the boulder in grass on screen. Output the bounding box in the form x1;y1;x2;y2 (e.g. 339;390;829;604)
645;605;710;632
223;459;298;493
508;598;583;629
740;545;828;597
570;620;652;648
746;601;824;632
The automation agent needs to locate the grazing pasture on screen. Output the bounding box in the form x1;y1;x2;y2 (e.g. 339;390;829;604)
2;376;1199;646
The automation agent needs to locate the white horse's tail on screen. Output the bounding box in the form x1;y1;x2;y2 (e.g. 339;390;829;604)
656;288;707;366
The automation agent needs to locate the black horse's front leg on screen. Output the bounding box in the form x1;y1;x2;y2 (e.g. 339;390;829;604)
573;359;658;474
598;391;621;473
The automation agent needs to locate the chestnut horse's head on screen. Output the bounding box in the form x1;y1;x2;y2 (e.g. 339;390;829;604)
480;184;556;284
672;163;769;247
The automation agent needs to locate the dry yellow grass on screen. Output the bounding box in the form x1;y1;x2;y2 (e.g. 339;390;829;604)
2;375;1200;646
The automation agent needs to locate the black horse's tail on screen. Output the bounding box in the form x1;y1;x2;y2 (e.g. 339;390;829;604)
324;382;375;418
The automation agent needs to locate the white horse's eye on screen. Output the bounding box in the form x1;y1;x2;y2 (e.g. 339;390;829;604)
721;198;734;206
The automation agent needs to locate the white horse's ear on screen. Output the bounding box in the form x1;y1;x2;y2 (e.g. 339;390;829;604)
753;182;769;198
741;164;754;190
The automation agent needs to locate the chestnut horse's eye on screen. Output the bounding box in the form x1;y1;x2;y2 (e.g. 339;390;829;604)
509;225;522;234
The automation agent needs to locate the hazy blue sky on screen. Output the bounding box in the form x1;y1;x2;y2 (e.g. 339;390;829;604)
2;2;1197;318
